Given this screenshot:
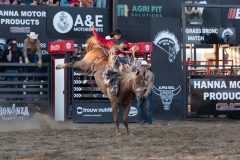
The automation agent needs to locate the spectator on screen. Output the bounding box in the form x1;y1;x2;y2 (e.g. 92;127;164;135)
4;0;10;4
69;0;79;6
95;0;107;8
60;0;70;6
30;0;37;5
46;0;59;6
23;32;42;68
82;0;93;7
11;0;19;4
137;60;154;125
72;44;83;61
19;0;33;5
4;38;23;84
0;0;4;5
0;38;6;81
23;32;42;81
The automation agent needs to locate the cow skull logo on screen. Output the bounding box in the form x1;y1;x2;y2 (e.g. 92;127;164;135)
153;30;180;62
152;85;181;111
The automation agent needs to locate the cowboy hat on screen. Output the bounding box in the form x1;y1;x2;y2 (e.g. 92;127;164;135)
110;29;122;37
27;32;38;39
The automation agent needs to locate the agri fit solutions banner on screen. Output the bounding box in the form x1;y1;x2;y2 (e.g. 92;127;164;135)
190;77;240;115
117;0;182;42
151;18;184;120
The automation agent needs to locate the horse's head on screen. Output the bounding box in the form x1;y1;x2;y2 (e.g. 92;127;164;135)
132;69;146;101
85;36;102;53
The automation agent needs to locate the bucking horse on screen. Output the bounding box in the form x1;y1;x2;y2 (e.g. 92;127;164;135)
56;36;145;135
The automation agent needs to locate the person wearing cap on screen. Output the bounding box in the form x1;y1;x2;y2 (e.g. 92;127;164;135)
72;43;83;61
4;38;23;86
23;32;42;68
137;60;154;125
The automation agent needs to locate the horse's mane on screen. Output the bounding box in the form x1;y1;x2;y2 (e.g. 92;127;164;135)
85;36;102;53
118;70;138;91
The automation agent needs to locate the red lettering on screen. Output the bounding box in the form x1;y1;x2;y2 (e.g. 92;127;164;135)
216;103;240;111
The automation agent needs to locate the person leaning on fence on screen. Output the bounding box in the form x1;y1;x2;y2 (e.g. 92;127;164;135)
23;32;42;68
23;32;42;81
4;38;23;86
137;60;154;125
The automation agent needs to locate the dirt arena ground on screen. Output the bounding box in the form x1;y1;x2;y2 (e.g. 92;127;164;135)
1;114;240;160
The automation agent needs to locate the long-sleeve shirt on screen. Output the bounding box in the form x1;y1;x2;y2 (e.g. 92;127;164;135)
92;29;129;56
144;69;154;96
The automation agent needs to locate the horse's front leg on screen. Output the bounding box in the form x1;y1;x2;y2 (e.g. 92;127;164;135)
56;62;74;70
123;104;131;135
111;103;121;135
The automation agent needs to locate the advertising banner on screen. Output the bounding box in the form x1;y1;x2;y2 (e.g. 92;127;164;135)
46;7;110;43
184;27;236;44
151;18;184;120
117;0;182;42
0;6;111;58
73;100;139;122
190;76;240;115
72;71;139;122
0;5;48;55
0;102;48;120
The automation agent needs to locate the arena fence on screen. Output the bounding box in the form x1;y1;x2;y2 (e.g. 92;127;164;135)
0;63;51;120
71;69;140;123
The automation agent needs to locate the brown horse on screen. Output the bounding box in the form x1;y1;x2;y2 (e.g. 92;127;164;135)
56;36;145;135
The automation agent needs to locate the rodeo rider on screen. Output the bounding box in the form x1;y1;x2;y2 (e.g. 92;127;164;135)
90;25;131;95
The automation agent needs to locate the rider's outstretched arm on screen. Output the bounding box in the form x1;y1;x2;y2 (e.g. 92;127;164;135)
90;25;113;48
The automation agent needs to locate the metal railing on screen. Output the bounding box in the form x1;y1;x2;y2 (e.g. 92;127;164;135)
0;62;51;113
186;60;238;76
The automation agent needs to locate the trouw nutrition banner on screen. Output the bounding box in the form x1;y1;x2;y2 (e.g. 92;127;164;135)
190;76;240;115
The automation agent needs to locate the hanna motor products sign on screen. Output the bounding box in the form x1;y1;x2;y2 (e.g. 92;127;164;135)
190;77;240;115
